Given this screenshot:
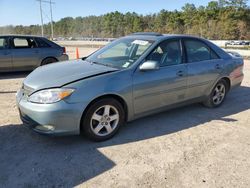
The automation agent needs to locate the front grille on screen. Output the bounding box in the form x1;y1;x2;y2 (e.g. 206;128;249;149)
18;109;37;128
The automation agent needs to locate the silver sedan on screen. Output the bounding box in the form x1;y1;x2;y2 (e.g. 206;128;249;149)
16;33;244;141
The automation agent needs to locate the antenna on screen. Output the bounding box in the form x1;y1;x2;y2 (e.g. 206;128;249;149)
37;0;55;38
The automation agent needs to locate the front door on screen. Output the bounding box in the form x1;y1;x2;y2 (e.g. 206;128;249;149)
11;37;40;71
0;37;12;72
133;39;187;115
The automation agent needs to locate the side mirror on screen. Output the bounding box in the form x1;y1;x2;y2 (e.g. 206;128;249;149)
139;60;159;71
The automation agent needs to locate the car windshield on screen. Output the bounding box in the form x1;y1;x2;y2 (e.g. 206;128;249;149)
86;38;154;69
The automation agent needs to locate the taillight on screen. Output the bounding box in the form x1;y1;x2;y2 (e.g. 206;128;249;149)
230;65;243;78
62;47;66;54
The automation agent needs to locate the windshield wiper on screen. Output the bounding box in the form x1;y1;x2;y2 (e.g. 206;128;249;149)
101;63;119;69
84;59;102;65
91;61;106;66
84;58;121;69
88;60;119;69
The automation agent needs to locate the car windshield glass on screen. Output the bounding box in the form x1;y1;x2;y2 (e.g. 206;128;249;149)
86;38;154;69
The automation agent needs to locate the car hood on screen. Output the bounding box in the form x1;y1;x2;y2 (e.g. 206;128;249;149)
23;59;118;91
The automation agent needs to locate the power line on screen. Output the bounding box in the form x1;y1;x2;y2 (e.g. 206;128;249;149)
36;0;55;38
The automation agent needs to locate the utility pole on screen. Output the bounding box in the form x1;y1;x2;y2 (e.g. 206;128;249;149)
50;0;54;39
37;0;55;38
39;0;44;36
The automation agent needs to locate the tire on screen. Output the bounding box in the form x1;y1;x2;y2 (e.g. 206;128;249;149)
203;79;228;108
82;98;125;141
41;57;57;66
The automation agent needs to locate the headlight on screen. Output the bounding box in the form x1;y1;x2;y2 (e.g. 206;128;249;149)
28;88;75;104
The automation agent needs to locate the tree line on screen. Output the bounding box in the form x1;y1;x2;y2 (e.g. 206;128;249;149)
0;0;249;40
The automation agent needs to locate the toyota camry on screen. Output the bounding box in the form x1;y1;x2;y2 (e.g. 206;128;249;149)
16;32;244;141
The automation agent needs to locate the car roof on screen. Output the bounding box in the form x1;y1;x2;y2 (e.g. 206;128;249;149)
124;32;204;41
0;34;45;38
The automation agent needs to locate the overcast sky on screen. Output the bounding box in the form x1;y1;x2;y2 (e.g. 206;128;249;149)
0;0;249;26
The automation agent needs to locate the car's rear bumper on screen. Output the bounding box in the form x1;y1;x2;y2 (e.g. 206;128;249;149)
16;90;85;136
58;54;69;62
231;74;244;89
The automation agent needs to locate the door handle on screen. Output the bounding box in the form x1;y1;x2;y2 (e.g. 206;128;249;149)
176;70;184;77
215;64;222;69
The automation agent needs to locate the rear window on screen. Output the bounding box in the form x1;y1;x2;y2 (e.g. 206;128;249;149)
184;39;219;63
35;38;51;48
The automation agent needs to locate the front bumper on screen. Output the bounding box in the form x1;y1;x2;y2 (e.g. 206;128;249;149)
16;89;85;135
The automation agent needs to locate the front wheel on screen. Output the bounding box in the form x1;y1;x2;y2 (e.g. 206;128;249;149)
82;98;125;141
203;80;228;108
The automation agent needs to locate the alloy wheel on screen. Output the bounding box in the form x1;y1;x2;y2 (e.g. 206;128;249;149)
212;83;226;105
90;105;119;136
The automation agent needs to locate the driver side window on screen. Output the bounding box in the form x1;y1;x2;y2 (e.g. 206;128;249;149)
146;40;182;67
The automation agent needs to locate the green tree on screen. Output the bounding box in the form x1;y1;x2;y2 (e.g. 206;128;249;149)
0;0;249;39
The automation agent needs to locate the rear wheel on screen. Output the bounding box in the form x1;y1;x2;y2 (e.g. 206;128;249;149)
203;79;228;108
41;57;57;66
82;98;125;141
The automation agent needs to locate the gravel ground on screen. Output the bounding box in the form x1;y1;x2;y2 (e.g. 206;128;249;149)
0;61;250;188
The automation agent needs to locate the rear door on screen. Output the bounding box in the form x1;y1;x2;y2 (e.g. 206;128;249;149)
34;37;56;60
183;38;223;99
11;37;40;71
0;36;12;71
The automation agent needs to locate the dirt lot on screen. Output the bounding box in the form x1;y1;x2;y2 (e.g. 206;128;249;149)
0;61;250;188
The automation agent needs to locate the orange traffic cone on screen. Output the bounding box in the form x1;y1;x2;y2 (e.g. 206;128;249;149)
76;47;80;59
